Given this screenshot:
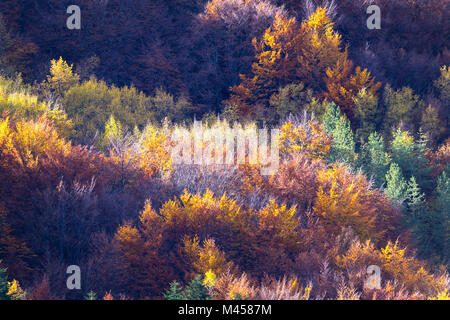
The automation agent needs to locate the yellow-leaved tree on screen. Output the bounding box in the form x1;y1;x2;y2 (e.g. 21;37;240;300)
43;57;79;98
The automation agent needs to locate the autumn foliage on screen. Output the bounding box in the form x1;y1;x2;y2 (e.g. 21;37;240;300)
0;1;448;301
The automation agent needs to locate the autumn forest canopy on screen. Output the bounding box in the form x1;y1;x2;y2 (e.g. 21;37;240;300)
0;0;449;300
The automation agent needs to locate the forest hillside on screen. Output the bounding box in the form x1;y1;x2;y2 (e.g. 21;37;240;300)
0;0;449;300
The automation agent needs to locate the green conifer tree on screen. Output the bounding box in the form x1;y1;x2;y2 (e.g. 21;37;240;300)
183;275;210;300
405;176;425;223
323;102;341;134
164;281;185;300
323;103;356;166
0;262;9;300
358;132;390;187
164;275;211;300
436;170;450;259
385;162;407;203
411;175;446;262
391;128;432;192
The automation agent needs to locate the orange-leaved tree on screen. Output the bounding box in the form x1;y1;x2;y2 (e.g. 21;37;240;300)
114;200;175;299
313;165;400;243
229;7;347;117
324;57;381;124
336;240;448;298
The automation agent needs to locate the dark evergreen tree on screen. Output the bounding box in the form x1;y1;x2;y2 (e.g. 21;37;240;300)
0;262;9;300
